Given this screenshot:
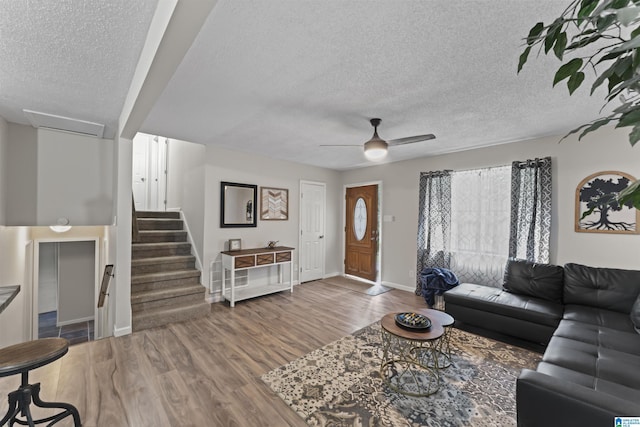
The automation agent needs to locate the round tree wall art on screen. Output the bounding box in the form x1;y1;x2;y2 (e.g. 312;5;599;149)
575;171;639;234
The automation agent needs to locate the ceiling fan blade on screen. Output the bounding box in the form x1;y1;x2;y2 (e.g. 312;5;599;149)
319;144;362;147
388;134;436;146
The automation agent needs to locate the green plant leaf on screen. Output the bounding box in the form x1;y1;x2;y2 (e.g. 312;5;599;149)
612;0;631;9
616;107;640;127
527;22;545;45
618;178;640;209
545;25;562;53
566;33;602;50
629;124;640;146
568;71;586;94
553;58;584;86
518;46;532;73
597;50;625;64
597;14;618;31
554;32;568;59
578;117;615;140
591;59;619;93
611;35;640;53
578;0;599;23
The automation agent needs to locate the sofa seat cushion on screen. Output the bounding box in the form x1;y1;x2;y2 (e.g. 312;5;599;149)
444;283;563;327
552;319;640;354
563;263;640;314
536;361;640;404
563;305;634;332
541;336;640;389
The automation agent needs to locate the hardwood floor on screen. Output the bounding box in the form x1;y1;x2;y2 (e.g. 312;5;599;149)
0;281;426;427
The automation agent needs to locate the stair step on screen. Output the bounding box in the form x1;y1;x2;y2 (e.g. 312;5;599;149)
132;301;211;332
132;269;201;285
131;255;196;275
138;218;183;230
132;275;201;292
132;242;191;258
136;211;181;219
137;230;188;243
131;284;205;312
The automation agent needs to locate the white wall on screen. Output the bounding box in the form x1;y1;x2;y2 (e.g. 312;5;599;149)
0;116;7;225
203;145;342;296
166;138;206;259
36;128;114;226
0;226;30;347
341;126;640;290
5;123;37;225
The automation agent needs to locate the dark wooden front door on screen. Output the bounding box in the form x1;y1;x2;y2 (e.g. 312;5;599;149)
345;185;378;281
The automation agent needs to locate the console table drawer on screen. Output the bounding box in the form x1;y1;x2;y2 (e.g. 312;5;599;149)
276;251;291;262
256;253;274;265
235;256;255;269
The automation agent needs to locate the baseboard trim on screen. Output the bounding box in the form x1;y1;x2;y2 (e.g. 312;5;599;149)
56;316;94;327
114;325;132;337
381;281;415;293
323;272;340;279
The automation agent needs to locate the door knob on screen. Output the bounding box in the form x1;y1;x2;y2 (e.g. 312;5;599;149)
319;235;324;239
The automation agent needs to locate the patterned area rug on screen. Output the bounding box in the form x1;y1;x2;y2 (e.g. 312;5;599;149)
261;322;541;426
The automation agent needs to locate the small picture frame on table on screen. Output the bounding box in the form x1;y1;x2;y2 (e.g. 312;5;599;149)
228;239;242;251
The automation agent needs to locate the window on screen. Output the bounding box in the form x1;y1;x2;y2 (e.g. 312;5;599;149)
450;166;511;285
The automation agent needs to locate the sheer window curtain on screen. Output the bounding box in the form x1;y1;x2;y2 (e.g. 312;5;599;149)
509;157;552;263
450;167;511;286
415;171;451;295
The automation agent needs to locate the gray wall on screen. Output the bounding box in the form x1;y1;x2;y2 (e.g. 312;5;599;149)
166;138;206;261
203;144;342;293
5;123;37;225
341;126;640;291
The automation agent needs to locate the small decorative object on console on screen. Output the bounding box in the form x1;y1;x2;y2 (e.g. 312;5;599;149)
394;312;432;330
228;239;241;251
267;240;279;248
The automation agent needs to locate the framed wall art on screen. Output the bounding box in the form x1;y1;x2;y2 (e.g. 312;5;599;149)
575;170;639;234
260;187;288;220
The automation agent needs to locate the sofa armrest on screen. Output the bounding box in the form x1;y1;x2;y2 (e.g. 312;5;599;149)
517;369;640;427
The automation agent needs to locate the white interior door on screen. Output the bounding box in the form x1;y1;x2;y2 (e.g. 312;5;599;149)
57;241;95;325
132;133;149;210
299;181;325;283
148;136;168;211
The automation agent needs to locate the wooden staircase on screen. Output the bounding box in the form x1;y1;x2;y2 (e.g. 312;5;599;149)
131;211;210;331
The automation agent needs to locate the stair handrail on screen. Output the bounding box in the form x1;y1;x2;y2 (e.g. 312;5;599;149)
132;193;140;243
97;264;114;308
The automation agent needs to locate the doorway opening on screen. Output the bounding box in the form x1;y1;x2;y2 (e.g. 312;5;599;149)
34;239;99;346
344;182;382;283
132;132;168;211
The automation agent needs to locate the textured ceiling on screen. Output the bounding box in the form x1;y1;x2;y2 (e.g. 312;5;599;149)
141;0;611;170
0;1;614;170
0;0;158;138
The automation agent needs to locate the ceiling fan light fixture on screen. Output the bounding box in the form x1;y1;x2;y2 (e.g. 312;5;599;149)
364;138;388;161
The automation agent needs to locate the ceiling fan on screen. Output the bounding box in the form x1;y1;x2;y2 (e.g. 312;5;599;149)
321;118;436;161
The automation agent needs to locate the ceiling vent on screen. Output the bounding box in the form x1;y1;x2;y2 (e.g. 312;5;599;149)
23;109;105;138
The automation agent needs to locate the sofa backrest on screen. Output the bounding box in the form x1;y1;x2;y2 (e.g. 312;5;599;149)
563;263;640;313
503;258;564;303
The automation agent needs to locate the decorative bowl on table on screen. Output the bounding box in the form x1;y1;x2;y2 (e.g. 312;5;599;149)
394;312;432;330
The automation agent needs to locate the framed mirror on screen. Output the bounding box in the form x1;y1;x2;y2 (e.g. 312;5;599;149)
220;181;257;228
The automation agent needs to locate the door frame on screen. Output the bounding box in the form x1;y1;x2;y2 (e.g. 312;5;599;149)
298;180;326;283
32;237;101;340
342;181;383;282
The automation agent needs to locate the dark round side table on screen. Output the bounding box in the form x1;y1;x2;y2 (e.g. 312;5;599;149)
0;338;81;426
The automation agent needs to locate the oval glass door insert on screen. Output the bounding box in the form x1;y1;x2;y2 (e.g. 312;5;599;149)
353;197;367;241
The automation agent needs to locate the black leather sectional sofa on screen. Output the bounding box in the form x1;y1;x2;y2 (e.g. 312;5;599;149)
443;259;640;427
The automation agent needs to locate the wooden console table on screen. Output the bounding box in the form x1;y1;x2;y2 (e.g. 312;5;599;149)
220;246;294;307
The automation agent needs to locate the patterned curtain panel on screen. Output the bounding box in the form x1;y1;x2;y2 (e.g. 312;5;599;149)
450;166;511;287
509;157;552;263
415;171;452;295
